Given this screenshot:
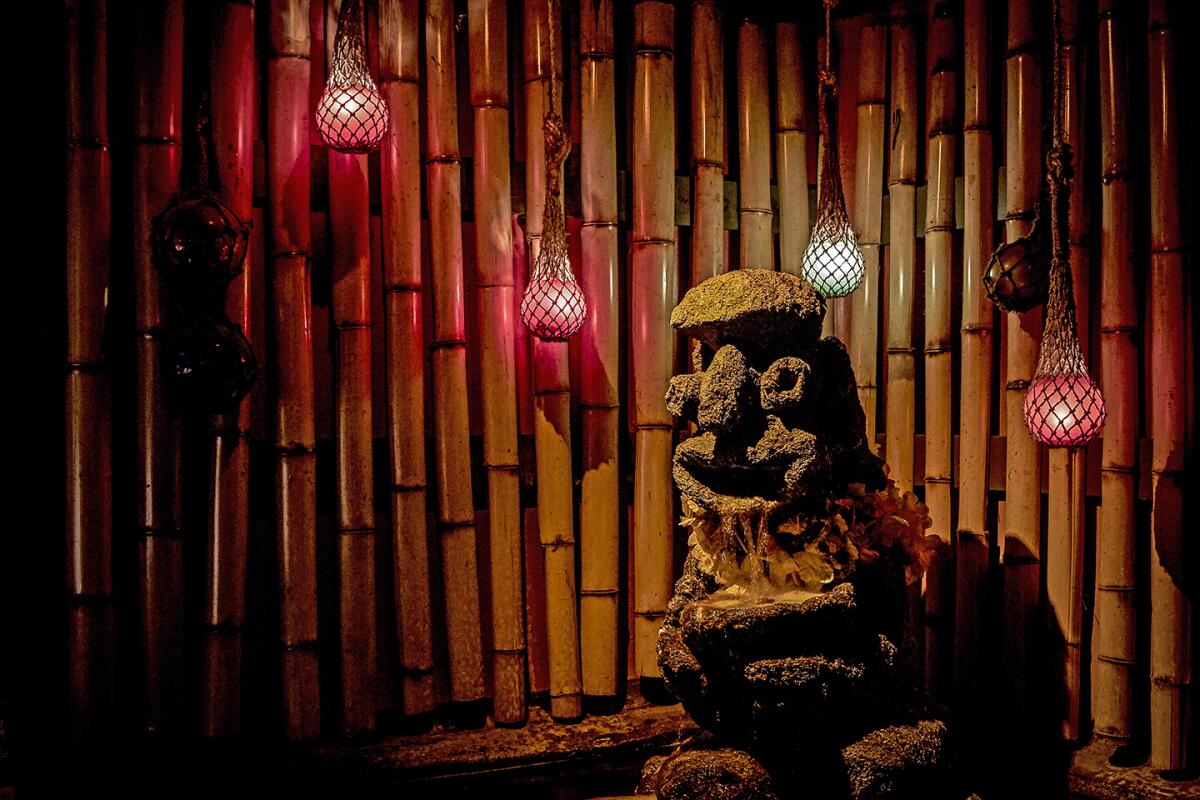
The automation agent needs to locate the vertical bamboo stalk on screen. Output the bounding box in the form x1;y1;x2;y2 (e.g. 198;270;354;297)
379;0;434;719
631;0;676;685
923;0;958;700
885;1;922;689
853;18;886;448
737;18;772;269
1094;0;1138;742
774;20;808;277
885;4;916;495
1045;0;1089;742
524;0;583;721
954;0;994;724
1002;0;1043;719
468;0;527;725
579;0;621;702
426;0;487;708
324;0;377;734
1146;0;1191;770
132;0;185;733
203;0;256;737
268;0;320;738
65;0;114;738
692;1;725;285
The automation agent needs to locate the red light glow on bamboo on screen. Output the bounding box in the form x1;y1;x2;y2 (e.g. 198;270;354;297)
1023;373;1106;447
520;275;586;341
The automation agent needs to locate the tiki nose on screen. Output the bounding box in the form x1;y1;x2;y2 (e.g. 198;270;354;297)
697;344;756;433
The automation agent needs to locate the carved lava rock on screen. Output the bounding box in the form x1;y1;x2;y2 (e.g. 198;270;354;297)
642;270;955;800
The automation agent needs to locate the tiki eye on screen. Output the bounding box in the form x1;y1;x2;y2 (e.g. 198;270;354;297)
759;357;812;413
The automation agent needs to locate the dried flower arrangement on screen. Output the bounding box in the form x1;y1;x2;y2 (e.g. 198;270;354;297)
682;478;934;598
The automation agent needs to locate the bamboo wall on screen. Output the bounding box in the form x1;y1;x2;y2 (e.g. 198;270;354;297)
56;0;1195;782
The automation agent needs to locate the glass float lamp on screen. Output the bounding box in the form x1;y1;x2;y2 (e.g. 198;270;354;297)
519;30;586;341
316;0;389;154
1022;6;1104;448
802;0;864;299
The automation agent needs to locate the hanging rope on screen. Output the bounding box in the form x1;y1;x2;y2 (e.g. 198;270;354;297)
1022;0;1105;447
520;0;587;341
802;0;864;299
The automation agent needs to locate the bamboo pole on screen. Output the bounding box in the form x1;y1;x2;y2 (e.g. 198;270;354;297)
426;0;487;709
1094;0;1138;743
65;0;114;738
1002;0;1044;720
203;0;256;737
631;0;676;685
132;0;185;733
853;18;886;448
737;17;772;269
692;1;725;285
774;20;808;277
468;0;527;725
379;0;434;719
524;0;583;721
923;1;958;700
884;1;921;689
579;0;620;703
268;0;320;738
1045;0;1089;742
885;4;916;495
323;0;377;734
379;0;433;718
953;0;994;725
1146;0;1191;770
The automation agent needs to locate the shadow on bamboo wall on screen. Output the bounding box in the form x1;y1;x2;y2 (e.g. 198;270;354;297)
49;0;1197;789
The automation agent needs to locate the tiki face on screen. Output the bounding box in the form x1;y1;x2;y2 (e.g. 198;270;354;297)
667;269;884;520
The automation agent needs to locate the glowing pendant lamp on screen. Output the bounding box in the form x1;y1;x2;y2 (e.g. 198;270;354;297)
1022;0;1105;447
519;3;586;341
316;0;389;154
802;0;864;299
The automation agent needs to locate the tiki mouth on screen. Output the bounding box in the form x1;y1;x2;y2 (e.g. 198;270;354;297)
673;428;826;517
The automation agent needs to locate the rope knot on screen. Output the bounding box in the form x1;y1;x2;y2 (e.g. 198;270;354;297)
1046;143;1073;189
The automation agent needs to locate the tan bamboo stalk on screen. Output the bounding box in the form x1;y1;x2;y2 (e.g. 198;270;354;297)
468;0;527;725
579;0;620;702
268;0;320;738
203;0;255;737
426;0;487;708
379;0;433;718
774;21;808;276
885;4;916;495
133;0;185;732
883;2;921;689
853;18;886;448
923;1;957;699
1044;0;1089;741
692;1;724;285
1094;0;1138;742
524;0;583;721
631;0;677;685
1146;0;1191;770
65;0;114;738
1002;0;1043;717
323;0;377;734
953;0;994;723
737;18;772;269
